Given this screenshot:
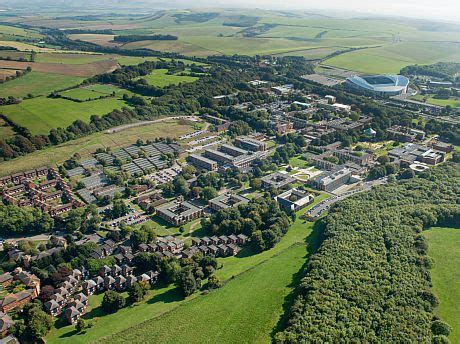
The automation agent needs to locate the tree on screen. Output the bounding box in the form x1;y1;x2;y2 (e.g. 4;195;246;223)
431;320;452;336
27;307;53;339
250;178;262;189
128;282;147;303
101;290;125;312
176;268;197;296
207;274;223;289
377;155;390;164
400;168;415;179
76;318;88;333
201;186;218;202
111;199;129;219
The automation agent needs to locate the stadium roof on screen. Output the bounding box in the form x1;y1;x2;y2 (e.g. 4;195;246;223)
346;74;409;93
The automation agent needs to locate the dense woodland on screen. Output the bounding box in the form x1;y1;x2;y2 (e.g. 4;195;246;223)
275;162;459;343
201;197;290;252
401;62;460;81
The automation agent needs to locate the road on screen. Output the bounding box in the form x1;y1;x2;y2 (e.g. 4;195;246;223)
305;178;387;219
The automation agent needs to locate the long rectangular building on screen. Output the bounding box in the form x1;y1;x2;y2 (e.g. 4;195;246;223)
187;154;218;171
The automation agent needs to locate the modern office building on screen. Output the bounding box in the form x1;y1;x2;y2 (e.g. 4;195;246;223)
308;168;352;192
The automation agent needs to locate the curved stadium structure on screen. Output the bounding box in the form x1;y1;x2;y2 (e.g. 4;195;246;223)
345;74;409;97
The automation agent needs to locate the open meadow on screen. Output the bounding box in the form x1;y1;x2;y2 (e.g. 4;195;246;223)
136;68;198;87
0;71;84;98
424;227;460;343
1;96;129;135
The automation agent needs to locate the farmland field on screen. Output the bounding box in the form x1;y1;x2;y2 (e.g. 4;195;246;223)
137;68;198;87
0;68;20;81
0;118;196;176
1;96;129;135
0;50;31;60
0;71;83;98
323;42;460;74
424;227;460;344
0;59;119;77
68;33;118;47
34;52;112;64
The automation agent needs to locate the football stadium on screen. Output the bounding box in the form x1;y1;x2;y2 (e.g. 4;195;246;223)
345;74;409;97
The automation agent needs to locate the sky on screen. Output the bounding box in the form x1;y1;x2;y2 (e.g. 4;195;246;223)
169;0;460;22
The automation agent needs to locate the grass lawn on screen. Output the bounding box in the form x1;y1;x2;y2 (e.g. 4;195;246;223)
137;69;198;87
0;119;195;176
2;96;129;135
103;244;308;344
0;118;15;139
46;211;322;343
411;95;460;108
424;226;460;343
0;71;83;98
289;155;310;169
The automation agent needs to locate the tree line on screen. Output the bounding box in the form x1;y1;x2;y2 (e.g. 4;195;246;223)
275;162;459;343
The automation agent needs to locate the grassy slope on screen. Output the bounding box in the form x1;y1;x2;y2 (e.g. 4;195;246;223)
1;96;128;135
0;71;83;98
46;215;322;343
0;119;195;176
139;69;198;87
424;226;460;343
104;244;307;344
323;42;460;74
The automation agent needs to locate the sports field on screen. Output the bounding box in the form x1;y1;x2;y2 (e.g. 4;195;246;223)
411;95;460;108
424;226;460;344
0;71;83;98
1;96;128;135
137;69;198;87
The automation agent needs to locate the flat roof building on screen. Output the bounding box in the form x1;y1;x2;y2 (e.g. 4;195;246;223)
308;168;352;192
156;200;204;226
275;189;314;211
261;172;296;190
187;154;218;171
208;193;249;211
234;136;267;152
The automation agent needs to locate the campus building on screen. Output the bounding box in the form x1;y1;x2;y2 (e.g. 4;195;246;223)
208;193;249;211
275;189;315;211
308;168;352;192
156;200;204;226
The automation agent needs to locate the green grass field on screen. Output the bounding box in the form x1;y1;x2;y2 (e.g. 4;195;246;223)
0;118;15;139
424;226;460;343
1;96;128;135
34;52;111;64
0;118;196;176
323;42;460;74
137;69;198;87
46;208;321;343
411;95;460;108
104;244;307;344
0;71;83;98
